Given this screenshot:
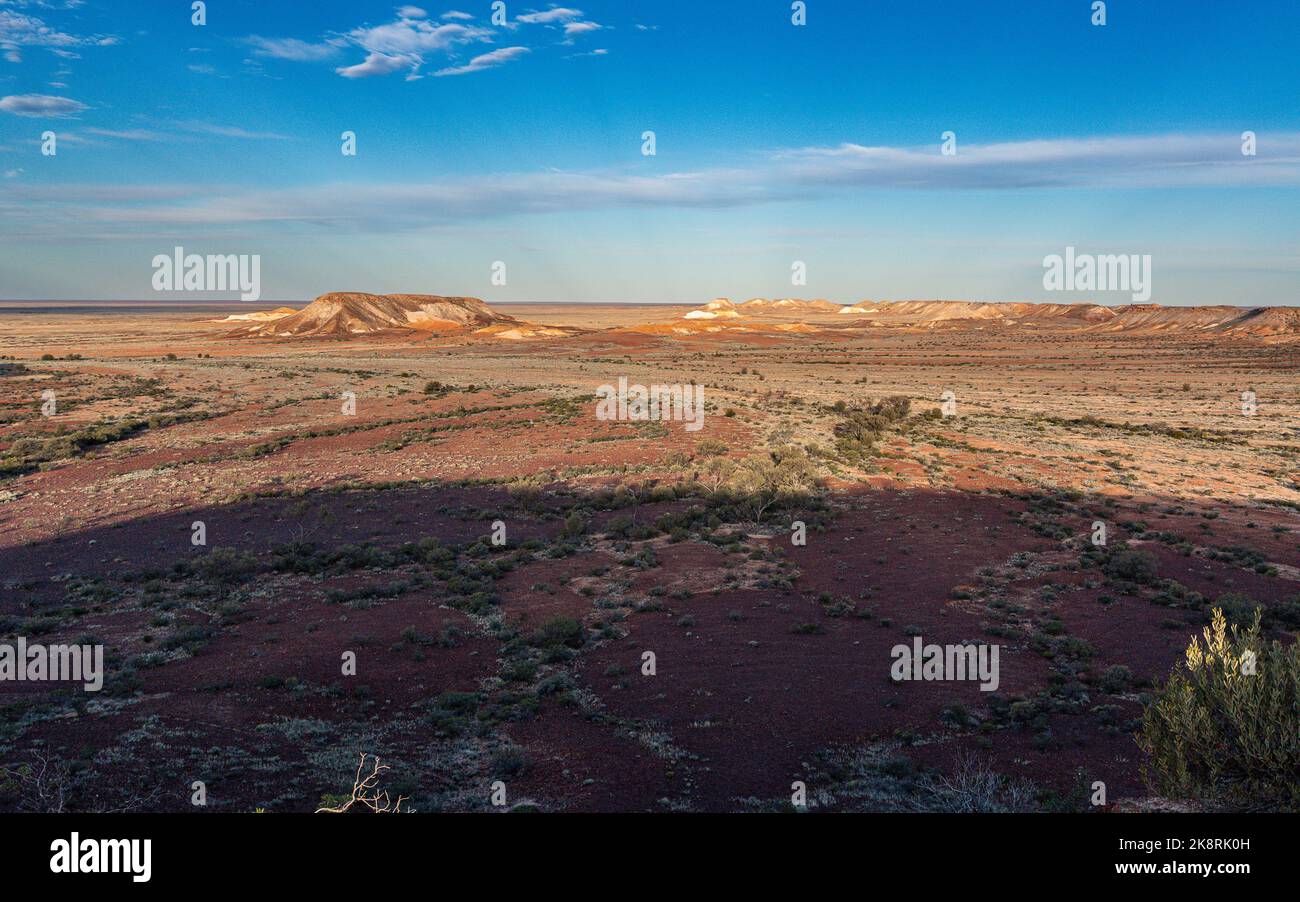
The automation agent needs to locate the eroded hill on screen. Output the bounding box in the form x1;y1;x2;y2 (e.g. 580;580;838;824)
223;293;580;340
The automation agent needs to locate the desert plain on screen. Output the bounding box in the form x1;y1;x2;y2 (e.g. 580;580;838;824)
0;295;1297;813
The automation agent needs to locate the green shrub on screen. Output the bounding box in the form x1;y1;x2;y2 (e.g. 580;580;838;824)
1137;608;1300;810
490;745;530;779
1100;544;1157;584
1213;592;1260;628
1098;664;1133;694
190;547;262;586
832;396;911;460
715;445;818;522
561;512;587;538
530;616;584;649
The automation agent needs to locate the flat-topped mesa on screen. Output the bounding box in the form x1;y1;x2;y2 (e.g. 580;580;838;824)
683;297;839;319
837;300;1115;323
218;306;301;323
223;292;519;337
737;297;841;313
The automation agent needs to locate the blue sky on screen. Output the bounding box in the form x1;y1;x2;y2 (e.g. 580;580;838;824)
0;0;1297;304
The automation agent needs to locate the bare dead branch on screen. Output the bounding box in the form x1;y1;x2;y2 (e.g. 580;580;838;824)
315;752;408;814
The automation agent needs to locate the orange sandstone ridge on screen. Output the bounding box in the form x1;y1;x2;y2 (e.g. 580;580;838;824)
219;292;580;340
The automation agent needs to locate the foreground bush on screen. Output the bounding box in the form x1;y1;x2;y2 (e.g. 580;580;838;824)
833;396;911;460
1138;608;1300;810
700;445;819;522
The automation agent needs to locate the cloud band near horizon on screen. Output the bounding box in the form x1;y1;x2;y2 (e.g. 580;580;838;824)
2;131;1298;240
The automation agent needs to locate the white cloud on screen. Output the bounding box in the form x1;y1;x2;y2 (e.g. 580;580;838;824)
336;16;489;77
245;36;339;62
241;6;615;80
0;8;116;59
0;92;86;116
345;18;486;56
434;45;529;77
246;12;489;79
336;51;417;79
517;8;583;24
516;8;601;46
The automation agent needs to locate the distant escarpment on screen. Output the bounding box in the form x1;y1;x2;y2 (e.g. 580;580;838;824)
674;297;1300;338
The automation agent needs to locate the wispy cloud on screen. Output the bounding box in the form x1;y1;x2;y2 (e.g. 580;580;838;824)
172;121;291;140
83;127;165;141
434;45;529;77
245;36;339;62
563;21;602;37
244;5;605;80
0;7;117;64
517;6;604;43
8;133;1297;238
517;8;583;25
245;8;491;80
0;92;86;116
774;134;1300;189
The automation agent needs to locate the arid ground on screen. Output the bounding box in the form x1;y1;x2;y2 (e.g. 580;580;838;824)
1;300;1297;813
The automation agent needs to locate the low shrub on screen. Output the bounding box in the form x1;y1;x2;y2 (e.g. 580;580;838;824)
1138;608;1300;810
